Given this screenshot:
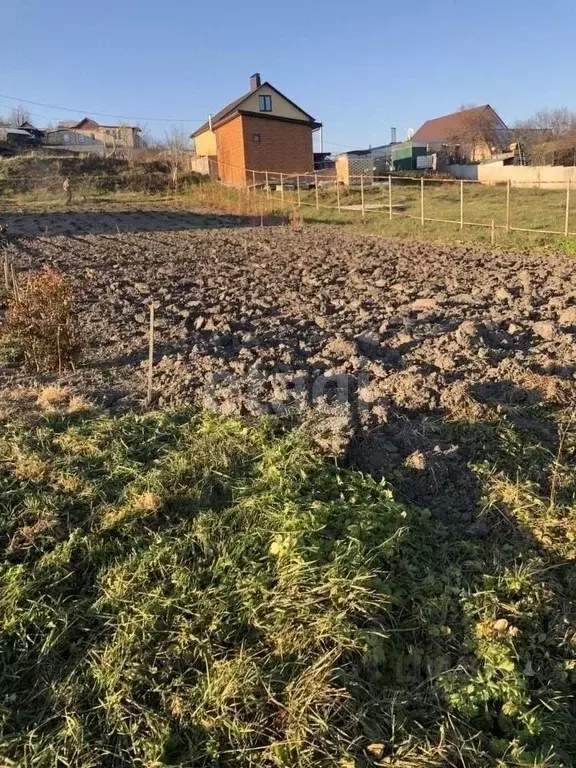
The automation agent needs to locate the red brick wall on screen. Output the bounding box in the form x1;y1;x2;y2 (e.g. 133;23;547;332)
215;116;246;186
243;115;314;180
215;114;315;187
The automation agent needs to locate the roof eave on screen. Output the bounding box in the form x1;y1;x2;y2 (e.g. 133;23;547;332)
211;110;320;132
192;81;318;138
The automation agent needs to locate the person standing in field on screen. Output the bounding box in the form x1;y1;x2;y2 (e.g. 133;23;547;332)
63;177;72;205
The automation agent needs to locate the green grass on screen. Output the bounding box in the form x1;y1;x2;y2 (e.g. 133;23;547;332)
0;154;204;206
287;182;576;254
299;181;572;228
3;175;576;254
0;188;173;211
172;181;576;254
1;390;576;767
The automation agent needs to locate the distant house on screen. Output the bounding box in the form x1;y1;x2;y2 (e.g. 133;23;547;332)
19;121;45;145
73;118;141;150
44;118;141;156
0;126;37;151
412;105;510;163
44;127;106;155
192;73;321;186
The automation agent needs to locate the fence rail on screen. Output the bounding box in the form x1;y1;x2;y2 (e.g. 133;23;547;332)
1;153;575;241
205;156;576;240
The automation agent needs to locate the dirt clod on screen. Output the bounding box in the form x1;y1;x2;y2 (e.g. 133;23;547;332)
1;218;575;524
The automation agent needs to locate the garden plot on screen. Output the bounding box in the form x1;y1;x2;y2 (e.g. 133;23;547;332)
2;218;576;766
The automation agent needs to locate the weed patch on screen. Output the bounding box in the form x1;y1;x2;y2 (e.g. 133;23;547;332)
0;406;575;766
3;266;80;372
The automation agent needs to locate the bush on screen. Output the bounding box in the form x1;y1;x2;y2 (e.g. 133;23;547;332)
4;267;80;372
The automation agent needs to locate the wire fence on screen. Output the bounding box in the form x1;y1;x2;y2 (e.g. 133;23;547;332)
1;152;576;241
206;157;576;241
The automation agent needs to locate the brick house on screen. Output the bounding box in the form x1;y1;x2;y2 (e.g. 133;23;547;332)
192;74;321;186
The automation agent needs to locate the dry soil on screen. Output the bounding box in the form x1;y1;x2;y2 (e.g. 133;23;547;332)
1;211;575;519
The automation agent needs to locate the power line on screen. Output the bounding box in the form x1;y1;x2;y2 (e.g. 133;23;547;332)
322;139;360;150
0;93;205;123
0;93;361;147
0;100;58;124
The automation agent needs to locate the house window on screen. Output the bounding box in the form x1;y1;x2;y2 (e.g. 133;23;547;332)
252;133;261;143
62;133;70;144
78;134;85;143
259;95;272;112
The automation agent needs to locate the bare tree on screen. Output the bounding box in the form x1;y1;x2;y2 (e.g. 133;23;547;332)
448;108;508;162
8;104;31;127
513;108;576;164
515;107;576;138
162;126;190;190
137;123;160;150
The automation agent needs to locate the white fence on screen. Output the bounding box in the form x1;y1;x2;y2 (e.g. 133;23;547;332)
448;164;576;189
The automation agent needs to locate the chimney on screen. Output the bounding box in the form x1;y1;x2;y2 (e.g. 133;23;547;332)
250;73;261;92
391;126;397;144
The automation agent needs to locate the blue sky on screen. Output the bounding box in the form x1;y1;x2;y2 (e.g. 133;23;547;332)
2;0;574;152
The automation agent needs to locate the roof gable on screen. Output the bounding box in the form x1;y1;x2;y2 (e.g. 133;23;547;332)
413;105;508;143
75;117;101;130
192;81;316;138
74;117;139;131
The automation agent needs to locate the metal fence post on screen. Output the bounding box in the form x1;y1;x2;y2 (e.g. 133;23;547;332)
336;179;341;214
252;169;256;192
506;179;511;232
296;174;301;207
361;174;365;217
280;173;284;204
491;218;495;246
565;179;571;237
315;173;319;210
265;171;270;199
460;180;464;230
388;174;392;220
420;177;424;226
